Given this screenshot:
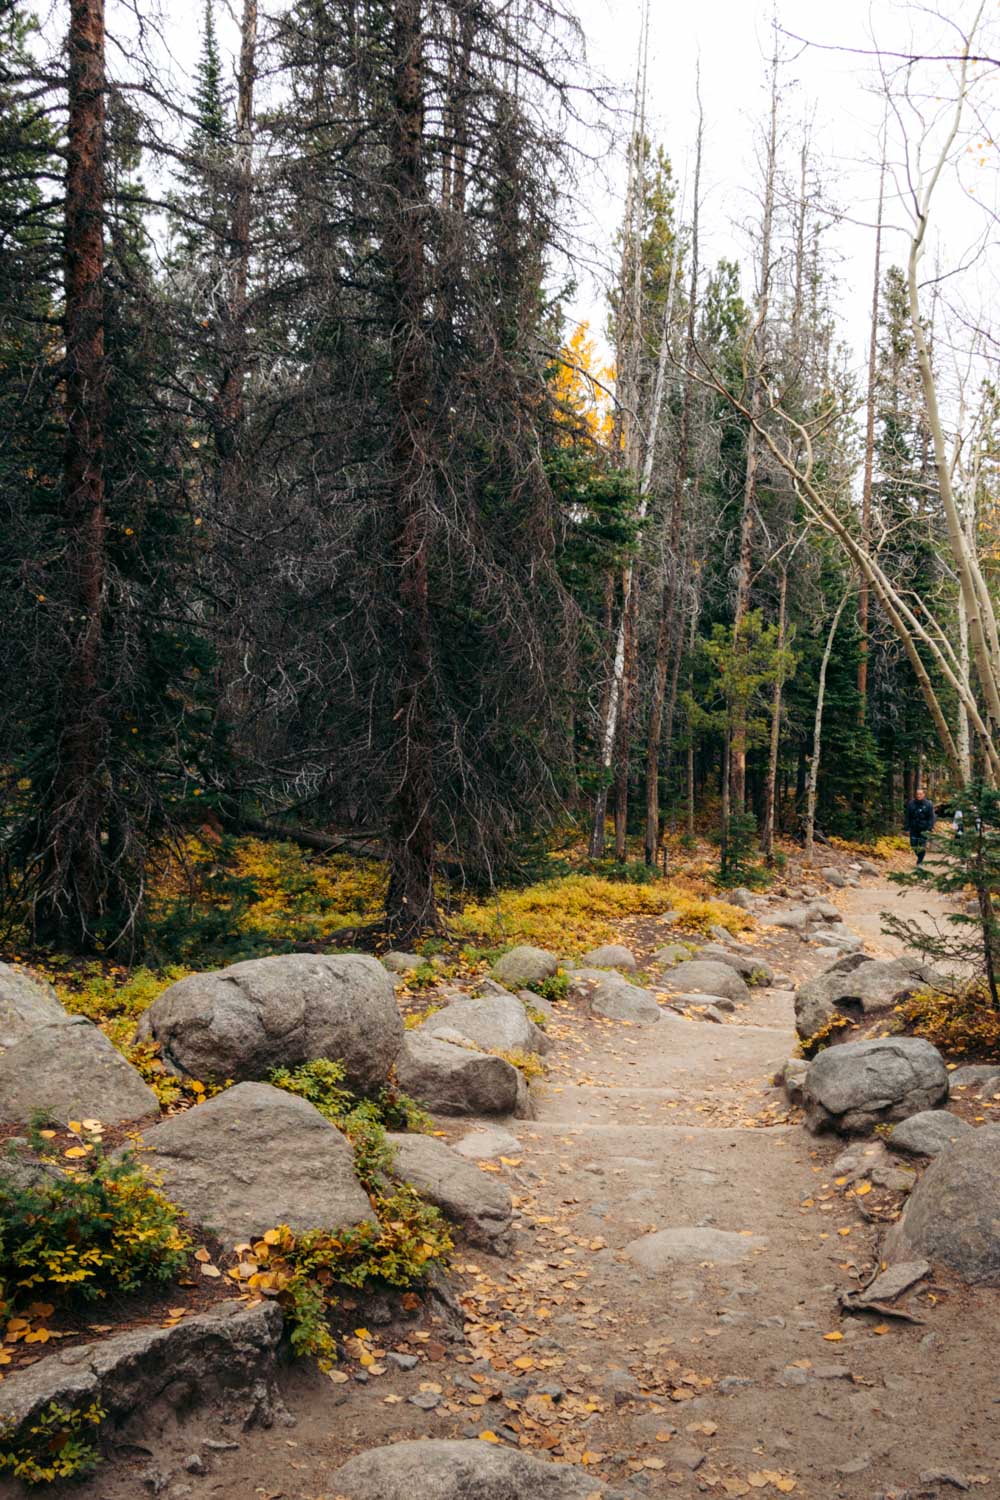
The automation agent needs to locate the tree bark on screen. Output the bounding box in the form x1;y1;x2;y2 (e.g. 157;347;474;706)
761;565;788;862
730;52;778;811
804;590;850;864
643;95;702;868
214;0;256;512
384;0;438;940
46;0;108;945
857;149;885;714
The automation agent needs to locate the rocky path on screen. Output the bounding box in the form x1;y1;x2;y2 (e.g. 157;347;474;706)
81;869;1000;1500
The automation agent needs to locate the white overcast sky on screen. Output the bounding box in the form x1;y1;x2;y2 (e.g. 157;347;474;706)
148;0;1000;381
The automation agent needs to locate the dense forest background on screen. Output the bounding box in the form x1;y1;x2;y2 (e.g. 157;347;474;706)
2;0;999;955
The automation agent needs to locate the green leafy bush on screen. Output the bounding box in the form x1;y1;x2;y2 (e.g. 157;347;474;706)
0;1401;105;1485
0;1140;189;1334
532;969;569;1004
267;1059;431;1144
260;1059;449;1358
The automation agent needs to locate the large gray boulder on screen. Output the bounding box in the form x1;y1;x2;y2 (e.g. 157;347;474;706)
802;1037;949;1136
137;953;403;1093
387;1134;513;1252
890;1110;973;1158
0;1017;158;1127
332;1440;618;1499
885;1126;1000;1282
567;969;661;1025
490;945;558;988
821;866;847;888
0;1301;284;1450
0;962;66;1051
423;993;546;1055
579;944;637;971
394;1032;532;1118
122;1082;373;1248
794;955;941;1042
807;899;841;923
661;959;750;1005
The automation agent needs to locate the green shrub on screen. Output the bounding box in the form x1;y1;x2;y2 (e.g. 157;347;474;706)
266;1059;431;1143
531;968;570;1004
0;1401;105;1485
0;1140;189;1334
259;1059;450;1360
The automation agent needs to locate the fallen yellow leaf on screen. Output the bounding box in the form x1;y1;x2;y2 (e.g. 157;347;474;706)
855;1181;872;1196
478;1431;501;1444
823;1331;843;1341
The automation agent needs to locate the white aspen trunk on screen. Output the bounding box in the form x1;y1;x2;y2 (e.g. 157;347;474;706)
804;590;850;865
903;9;1000;737
858;145;885;714
958;591;972;781
761;566;788;863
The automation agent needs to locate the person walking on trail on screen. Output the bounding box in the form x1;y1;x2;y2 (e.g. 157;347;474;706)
904;787;936;865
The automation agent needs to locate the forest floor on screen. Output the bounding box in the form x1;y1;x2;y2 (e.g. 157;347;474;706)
41;858;1000;1500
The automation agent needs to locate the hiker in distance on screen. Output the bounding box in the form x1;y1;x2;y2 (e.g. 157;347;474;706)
905;786;936;866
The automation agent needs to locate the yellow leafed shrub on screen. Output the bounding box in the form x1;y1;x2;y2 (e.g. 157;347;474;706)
451;873;750;953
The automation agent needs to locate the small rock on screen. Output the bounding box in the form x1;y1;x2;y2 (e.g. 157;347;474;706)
490;946;559;988
387;1133;513;1252
203;1440;240;1452
408;1391;441;1409
423;993;547;1056
387;1352;419;1371
871;1166;917;1193
762;907;810;931
835;1455;871;1475
890;1111;973;1158
717;1376;753;1395
382;951;425;974
662;960;750;1004
919;1471;970;1491
654;943;693;967
670;1445;706;1470
579;944;637;971
821;867;847;888
182;1454;206;1475
453;1127;522;1160
624;1227;767;1271
568;970;662;1026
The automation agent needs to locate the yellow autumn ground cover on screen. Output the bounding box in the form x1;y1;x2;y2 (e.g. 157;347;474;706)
893;985;1000;1059
148;834;387;944
452;873;750;954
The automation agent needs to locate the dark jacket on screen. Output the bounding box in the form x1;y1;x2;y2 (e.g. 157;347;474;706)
905;798;936;834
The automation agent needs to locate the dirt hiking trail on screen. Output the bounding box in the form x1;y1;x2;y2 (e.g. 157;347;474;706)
62;863;1000;1500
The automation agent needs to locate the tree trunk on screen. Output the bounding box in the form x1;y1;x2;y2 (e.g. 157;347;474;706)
643;98;702;868
857;149;885;715
384;0;438;940
804;590;850;864
214;0;256;512
44;0;108;947
730;53;778;811
761;566;788;862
